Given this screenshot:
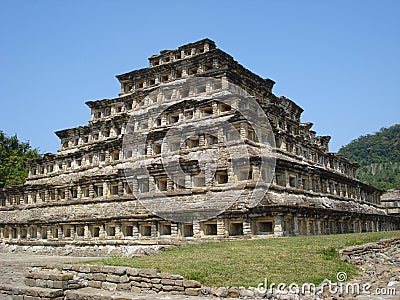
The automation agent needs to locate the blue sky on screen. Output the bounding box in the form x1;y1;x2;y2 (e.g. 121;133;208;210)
0;0;399;154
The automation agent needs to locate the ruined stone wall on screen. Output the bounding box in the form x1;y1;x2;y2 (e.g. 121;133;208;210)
382;189;400;215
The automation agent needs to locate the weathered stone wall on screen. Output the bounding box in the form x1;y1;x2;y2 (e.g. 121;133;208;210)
26;264;203;297
0;198;145;224
0;242;168;257
382;189;400;215
339;237;400;261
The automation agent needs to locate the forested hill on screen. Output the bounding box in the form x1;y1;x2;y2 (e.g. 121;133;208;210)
338;124;400;190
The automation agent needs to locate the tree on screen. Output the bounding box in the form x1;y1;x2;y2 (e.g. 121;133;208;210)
0;130;41;188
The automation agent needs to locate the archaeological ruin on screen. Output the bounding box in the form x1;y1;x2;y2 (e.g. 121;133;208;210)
382;189;400;216
0;39;399;254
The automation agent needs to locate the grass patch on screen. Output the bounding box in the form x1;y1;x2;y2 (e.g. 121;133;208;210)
320;246;340;260
87;231;400;287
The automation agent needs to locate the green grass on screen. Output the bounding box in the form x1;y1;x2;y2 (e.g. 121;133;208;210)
87;231;400;287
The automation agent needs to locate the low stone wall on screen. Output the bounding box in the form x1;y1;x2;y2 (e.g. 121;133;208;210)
339;237;400;261
0;242;169;257
21;263;265;298
26;264;202;297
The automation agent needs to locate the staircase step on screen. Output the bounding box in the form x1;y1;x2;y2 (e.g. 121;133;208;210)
26;270;74;281
0;283;64;299
24;268;83;290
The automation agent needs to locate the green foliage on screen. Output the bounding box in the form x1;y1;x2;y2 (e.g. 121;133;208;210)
338;124;400;190
0;130;41;188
